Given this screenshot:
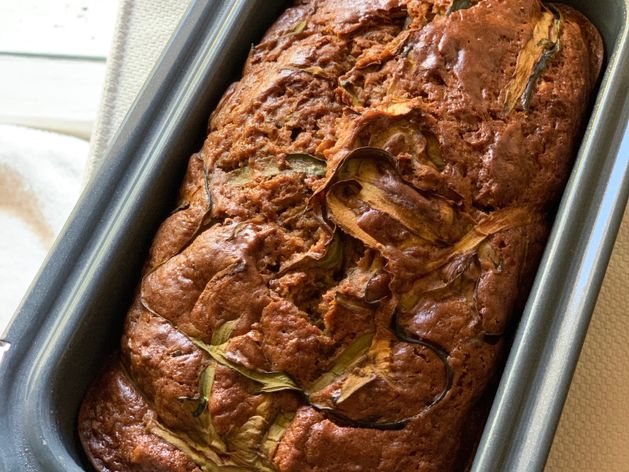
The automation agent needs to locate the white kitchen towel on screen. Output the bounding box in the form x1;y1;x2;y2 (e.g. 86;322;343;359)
88;1;629;470
0;125;87;329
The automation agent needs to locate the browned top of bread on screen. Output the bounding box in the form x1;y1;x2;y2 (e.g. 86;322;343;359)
79;1;602;470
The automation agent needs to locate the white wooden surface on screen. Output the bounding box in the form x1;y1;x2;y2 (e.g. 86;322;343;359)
0;0;118;138
0;0;118;324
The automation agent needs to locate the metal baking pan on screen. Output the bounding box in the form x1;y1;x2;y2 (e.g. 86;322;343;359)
0;0;627;470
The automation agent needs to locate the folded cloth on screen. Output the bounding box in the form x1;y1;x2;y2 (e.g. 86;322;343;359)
87;0;191;178
86;1;629;470
0;125;87;329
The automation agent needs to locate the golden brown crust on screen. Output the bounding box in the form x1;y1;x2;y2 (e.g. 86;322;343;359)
78;359;201;472
79;1;603;470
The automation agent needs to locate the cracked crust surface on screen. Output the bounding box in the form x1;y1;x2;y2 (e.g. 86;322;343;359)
79;1;602;470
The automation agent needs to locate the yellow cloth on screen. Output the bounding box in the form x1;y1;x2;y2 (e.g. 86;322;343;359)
547;204;629;470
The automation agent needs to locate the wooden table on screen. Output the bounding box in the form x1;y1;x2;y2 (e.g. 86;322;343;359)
0;0;118;139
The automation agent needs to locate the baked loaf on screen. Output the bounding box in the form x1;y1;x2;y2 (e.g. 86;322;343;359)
79;1;603;470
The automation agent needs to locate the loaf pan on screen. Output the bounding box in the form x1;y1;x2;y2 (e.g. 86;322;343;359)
0;1;627;470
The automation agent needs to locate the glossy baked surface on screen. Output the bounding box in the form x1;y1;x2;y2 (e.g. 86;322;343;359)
79;1;602;470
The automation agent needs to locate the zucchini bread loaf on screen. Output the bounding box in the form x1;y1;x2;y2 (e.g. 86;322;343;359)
79;1;603;470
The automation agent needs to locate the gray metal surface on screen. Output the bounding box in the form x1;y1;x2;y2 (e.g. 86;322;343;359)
0;0;626;471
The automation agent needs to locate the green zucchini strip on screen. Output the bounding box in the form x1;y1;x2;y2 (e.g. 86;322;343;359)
505;5;562;112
